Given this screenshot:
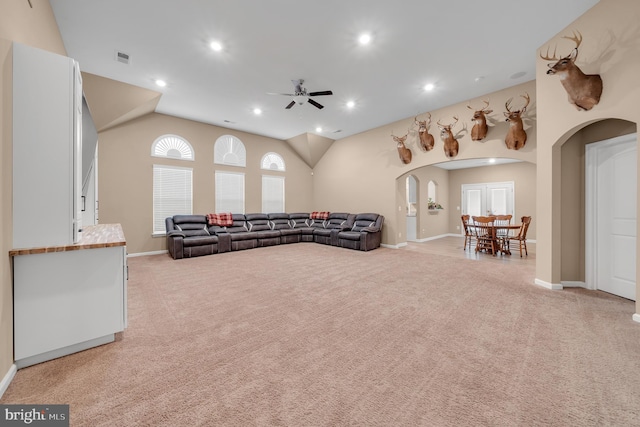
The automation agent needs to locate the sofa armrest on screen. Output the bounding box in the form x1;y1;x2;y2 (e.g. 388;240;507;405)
166;233;185;259
360;226;380;233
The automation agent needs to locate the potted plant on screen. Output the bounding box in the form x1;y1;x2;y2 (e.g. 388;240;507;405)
427;198;443;210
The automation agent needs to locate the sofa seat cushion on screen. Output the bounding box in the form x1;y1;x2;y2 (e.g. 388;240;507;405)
256;230;281;239
230;231;258;241
279;228;301;236
183;235;219;247
337;231;362;241
181;229;210;237
313;228;333;237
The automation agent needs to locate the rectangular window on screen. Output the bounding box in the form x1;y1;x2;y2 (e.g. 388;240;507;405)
215;171;245;213
262;175;285;213
153;165;192;234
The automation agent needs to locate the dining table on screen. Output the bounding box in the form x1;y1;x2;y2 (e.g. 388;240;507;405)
471;223;523;255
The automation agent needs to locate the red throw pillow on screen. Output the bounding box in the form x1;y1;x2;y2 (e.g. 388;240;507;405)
207;212;233;226
310;211;330;220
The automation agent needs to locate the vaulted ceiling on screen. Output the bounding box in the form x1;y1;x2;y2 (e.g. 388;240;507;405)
51;0;599;166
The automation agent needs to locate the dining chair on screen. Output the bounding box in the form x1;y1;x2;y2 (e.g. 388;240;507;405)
493;214;512;254
507;216;532;257
461;214;475;251
471;216;495;255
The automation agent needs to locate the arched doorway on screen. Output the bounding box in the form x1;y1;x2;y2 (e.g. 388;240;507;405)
558;118;637;301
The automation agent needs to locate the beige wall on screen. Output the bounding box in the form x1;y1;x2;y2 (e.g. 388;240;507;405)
314;80;537;247
448;162;537;238
98;113;313;254
398;166;450;241
535;0;640;317
0;0;67;390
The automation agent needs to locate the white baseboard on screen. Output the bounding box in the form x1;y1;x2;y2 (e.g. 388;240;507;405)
411;233;457;243
561;281;587;288
633;313;640;324
0;364;17;399
127;250;168;258
381;242;408;249
534;278;563;290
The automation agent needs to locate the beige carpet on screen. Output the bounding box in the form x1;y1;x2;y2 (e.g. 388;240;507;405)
2;243;640;426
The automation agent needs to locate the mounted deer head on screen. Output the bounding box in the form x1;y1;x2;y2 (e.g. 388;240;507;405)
504;93;530;150
414;113;435;151
540;30;603;111
392;133;412;164
467;101;493;141
437;116;460;158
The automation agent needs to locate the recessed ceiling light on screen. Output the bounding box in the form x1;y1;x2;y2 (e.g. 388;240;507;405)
315;127;323;133
253;108;262;115
210;41;223;52
358;33;371;45
474;76;485;82
346;100;355;108
155;79;167;87
423;83;435;91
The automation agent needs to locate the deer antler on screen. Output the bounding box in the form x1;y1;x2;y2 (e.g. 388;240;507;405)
562;30;582;51
505;98;514;113
467;100;491;112
540;30;583;60
520;93;530;112
506;94;530;113
426;112;431;126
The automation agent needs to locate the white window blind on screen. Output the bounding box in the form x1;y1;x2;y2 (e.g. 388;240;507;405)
214;135;246;167
215;171;245;213
262;175;285;213
261;152;285;171
151;134;194;160
153;165;193;234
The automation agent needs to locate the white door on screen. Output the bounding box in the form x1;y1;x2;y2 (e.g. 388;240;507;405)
462;182;514;217
586;133;637;301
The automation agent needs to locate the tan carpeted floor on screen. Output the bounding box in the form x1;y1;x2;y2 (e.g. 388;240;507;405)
2;243;640;426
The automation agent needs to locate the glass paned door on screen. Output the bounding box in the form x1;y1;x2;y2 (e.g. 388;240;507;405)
462;182;514;217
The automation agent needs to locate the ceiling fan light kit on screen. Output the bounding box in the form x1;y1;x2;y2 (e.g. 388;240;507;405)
269;79;333;110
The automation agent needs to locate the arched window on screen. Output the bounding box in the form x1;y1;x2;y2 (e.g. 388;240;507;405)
214;135;246;167
261;152;285;171
151;134;194;160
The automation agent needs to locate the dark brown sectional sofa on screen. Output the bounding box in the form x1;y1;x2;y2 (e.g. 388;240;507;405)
165;212;384;259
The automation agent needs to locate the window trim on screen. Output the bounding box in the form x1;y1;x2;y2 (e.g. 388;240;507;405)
151;134;195;161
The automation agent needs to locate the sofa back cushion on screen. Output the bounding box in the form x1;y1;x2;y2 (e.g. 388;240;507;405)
289;213;310;228
172;215;210;236
325;212;352;229
225;214;248;233
351;213;380;232
245;213;271;232
268;213;291;230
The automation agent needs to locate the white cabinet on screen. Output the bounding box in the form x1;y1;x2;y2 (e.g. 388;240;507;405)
12;42;82;248
11;225;127;368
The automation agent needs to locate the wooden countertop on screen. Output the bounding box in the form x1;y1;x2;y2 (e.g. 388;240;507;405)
9;224;126;256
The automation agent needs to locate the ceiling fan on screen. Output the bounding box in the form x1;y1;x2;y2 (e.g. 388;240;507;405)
268;79;333;109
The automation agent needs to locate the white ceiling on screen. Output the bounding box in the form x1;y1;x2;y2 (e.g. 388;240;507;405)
49;0;599;142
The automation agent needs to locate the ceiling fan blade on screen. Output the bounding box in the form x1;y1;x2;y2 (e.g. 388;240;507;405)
307;98;324;109
285;100;296;109
267;92;295;96
308;90;333;97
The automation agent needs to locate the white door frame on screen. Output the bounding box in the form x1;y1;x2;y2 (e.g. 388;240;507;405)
585;133;637;293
